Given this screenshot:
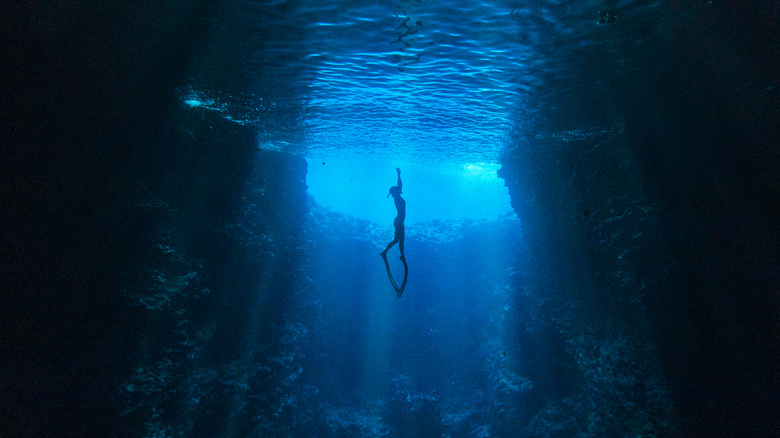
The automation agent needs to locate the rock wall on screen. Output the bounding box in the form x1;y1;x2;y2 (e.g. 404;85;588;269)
499;31;779;435
2;3;213;434
1;3;311;433
115;106;309;437
500;126;677;436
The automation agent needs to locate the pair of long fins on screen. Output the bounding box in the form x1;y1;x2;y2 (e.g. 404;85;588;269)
381;253;408;299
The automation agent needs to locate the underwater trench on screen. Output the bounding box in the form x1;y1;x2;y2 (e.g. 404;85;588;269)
111;103;679;438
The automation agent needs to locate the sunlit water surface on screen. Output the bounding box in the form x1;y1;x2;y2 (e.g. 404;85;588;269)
181;0;669;220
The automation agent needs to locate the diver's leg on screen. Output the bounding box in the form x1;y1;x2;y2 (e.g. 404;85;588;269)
398;226;406;261
381;239;397;257
383;223;403;256
382;250;400;292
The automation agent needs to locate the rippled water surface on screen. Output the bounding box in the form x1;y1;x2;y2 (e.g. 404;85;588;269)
183;0;670;165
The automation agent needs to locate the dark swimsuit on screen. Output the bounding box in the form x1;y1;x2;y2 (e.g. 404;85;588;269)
394;217;405;241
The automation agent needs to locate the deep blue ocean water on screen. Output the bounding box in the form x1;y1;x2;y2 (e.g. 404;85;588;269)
2;0;778;437
179;0;680;225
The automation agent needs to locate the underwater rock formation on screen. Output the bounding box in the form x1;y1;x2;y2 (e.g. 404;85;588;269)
115;104;309;437
499;64;780;436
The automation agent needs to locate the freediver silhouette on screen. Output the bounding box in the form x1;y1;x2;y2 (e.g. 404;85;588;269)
380;167;408;298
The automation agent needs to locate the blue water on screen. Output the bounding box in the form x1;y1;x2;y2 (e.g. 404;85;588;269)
182;0;665;156
181;0;669;223
306;158;513;223
185;0;547;222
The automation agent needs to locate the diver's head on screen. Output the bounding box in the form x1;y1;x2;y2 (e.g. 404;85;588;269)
387;186;401;198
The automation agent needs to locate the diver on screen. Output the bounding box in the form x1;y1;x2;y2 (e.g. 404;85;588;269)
380;167;408;298
381;167;406;262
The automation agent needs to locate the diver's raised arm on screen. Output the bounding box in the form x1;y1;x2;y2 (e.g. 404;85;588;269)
396;167;402;191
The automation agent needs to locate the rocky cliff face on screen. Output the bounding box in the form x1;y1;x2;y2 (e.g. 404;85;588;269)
498;68;780;435
114;105;309;437
2;80;310;435
499;126;676;437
